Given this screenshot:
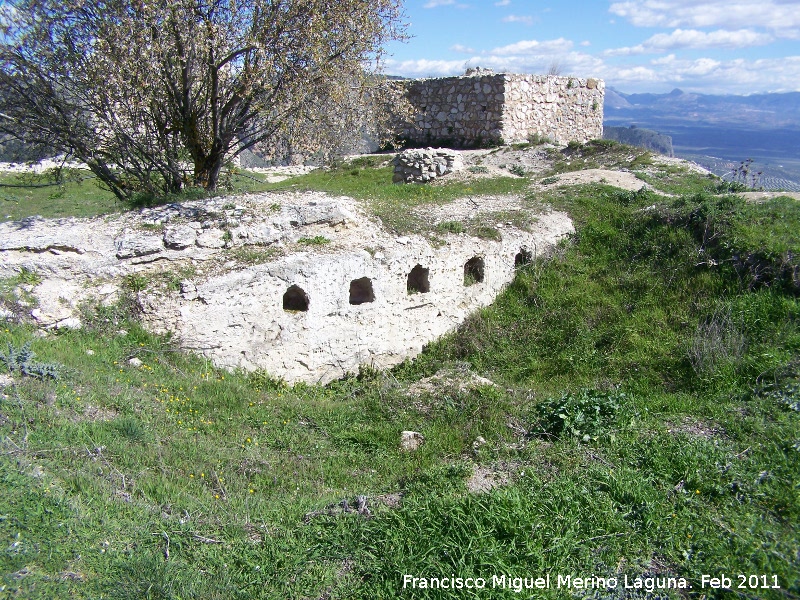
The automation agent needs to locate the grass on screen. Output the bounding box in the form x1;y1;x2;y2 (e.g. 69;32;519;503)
0;169;279;221
264;165;528;234
297;235;331;246
1;157;799;598
0;171;121;220
542;140;662;179
0;162;528;235
633;167;721;196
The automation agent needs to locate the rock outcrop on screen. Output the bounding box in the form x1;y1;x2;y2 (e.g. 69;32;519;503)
0;190;573;384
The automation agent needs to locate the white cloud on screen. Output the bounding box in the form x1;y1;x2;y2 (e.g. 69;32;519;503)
600;54;800;94
609;1;800;37
494;0;511;5
490;38;573;55
502;14;536;25
450;44;476;53
580;40;592;47
383;58;470;77
606;28;774;55
385;45;604;82
385;50;800;94
423;0;470;8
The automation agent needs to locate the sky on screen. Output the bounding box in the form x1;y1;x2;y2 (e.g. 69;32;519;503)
382;0;800;95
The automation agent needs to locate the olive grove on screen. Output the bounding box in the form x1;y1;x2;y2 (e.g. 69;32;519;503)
0;0;407;199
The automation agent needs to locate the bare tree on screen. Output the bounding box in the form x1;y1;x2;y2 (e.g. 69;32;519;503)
0;0;407;200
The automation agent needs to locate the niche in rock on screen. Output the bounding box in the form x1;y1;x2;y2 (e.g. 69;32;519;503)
515;249;532;267
407;264;430;294
349;277;375;305
463;256;485;286
283;285;309;312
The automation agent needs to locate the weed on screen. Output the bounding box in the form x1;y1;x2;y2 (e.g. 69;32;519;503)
508;164;528;177
113;415;149;443
687;308;747;377
435;221;464;234
527;132;553;146
728;158;763;190
230;245;280;264
298;235;331;246
767;382;800;412
467;166;489;174
122;273;149;293
471;225;501;241
540;176;560;185
0;341;61;380
12;266;40;287
533;388;624;441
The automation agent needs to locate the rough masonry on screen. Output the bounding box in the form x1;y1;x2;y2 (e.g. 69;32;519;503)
399;70;604;148
392;148;463;183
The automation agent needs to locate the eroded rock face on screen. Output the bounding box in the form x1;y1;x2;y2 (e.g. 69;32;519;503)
0;190;573;384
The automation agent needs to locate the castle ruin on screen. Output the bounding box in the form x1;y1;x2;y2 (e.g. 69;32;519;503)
400;71;605;148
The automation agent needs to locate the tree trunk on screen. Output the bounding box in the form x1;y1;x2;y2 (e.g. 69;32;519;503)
194;150;225;190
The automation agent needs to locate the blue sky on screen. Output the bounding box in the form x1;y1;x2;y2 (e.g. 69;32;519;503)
383;0;800;95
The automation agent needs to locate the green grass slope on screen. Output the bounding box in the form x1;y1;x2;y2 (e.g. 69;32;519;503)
0;151;798;599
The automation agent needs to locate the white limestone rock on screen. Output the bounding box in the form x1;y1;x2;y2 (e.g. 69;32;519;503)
163;225;197;249
115;232;163;258
400;431;425;451
196;229;227;249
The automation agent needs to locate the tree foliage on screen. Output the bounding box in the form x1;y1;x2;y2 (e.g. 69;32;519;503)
0;0;407;199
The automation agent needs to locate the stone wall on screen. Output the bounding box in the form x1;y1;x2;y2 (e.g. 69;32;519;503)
399;72;604;148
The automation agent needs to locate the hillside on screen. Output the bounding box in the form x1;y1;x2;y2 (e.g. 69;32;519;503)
602;125;674;156
1;143;799;599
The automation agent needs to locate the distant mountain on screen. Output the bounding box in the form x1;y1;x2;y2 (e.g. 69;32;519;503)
604;88;800;191
605;88;800;130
